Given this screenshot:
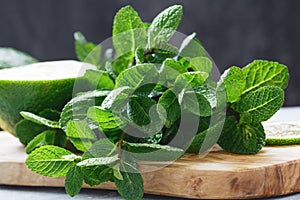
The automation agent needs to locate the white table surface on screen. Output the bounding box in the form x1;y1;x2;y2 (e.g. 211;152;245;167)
1;106;300;200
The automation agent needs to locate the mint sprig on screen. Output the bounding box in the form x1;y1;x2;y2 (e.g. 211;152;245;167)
22;5;290;200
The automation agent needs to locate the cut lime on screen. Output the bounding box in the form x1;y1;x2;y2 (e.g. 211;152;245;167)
0;60;96;135
263;122;300;145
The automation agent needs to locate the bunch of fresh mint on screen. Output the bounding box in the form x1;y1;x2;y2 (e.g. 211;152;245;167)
19;5;289;200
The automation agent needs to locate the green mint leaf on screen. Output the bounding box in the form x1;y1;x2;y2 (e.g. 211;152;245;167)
83;138;118;159
124;96;164;136
148;5;183;47
113;6;146;58
65;165;83;197
82;166;112;186
87;106;125;133
180;91;211;117
160;123;178;145
125;132;163;144
101;87;132;111
186;119;223;153
155;42;179;55
81;70;115;90
16;120;48;144
59;90;110;130
111;52;133;76
218;116;265;154
77;156;118;167
66;120;96;140
144;47;177;64
135;48;145;64
20;111;60;129
127;96;156;126
74;32;101;66
38;109;61;121
114;162;144;200
177;34;206;58
174;71;209;89
26;145;80;177
0;47;38;69
194;84;217;108
113;164;124;180
25;130;56;154
115;64;159;89
242;60;289;94
124;142;184;161
232;86;284;122
219;66;246;103
74;31;88;43
190;57;212;74
160;58;189;86
66;120;96;152
158;89;180;128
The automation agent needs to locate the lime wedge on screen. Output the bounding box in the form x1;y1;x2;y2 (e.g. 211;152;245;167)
263;122;300;145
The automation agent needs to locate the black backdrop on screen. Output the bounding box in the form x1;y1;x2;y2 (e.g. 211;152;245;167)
0;0;299;105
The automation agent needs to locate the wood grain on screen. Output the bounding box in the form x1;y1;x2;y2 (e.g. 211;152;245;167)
1;131;300;199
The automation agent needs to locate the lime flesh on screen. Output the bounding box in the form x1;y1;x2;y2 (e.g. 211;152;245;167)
263;122;300;145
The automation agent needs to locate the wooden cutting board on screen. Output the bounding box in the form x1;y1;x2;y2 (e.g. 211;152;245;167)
1;131;300;199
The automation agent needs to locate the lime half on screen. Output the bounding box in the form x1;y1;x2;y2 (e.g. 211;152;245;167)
0;60;96;135
263;122;300;145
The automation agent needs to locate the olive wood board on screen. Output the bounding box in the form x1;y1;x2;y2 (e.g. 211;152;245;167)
1;131;300;199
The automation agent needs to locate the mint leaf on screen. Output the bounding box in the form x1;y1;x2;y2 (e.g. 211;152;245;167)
83;138;118;159
16;120;48;144
232;86;284;122
74;32;101;66
194;84;217;108
160;58;189;86
115;64;159;89
113;6;146;58
190;57;212;74
66;120;96;152
20;111;60;129
82;70;115;90
82;166;112;186
113;164;124;181
38;109;61;121
127;96;156;126
0;47;38;69
59;90;109;130
123;96;164;136
65;165;83;197
25;130;56;154
178;34;206;58
174;71;209;89
77;156;118;167
26;145;81;177
148;5;183;47
101;87;132;112
219;66;246;103
135;48;145;64
158;89;180;128
218;116;265;154
124;142;184;161
145;47;177;64
187;120;223;153
87;106;125;133
242;60;289;94
114;162;144;200
180;91;211;117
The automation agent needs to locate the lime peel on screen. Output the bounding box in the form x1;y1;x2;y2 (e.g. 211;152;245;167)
263;122;300;145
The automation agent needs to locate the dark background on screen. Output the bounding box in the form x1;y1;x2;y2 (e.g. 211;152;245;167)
0;0;299;106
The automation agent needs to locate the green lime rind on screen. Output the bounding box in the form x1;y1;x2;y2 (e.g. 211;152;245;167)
264;122;300;146
266;137;300;146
